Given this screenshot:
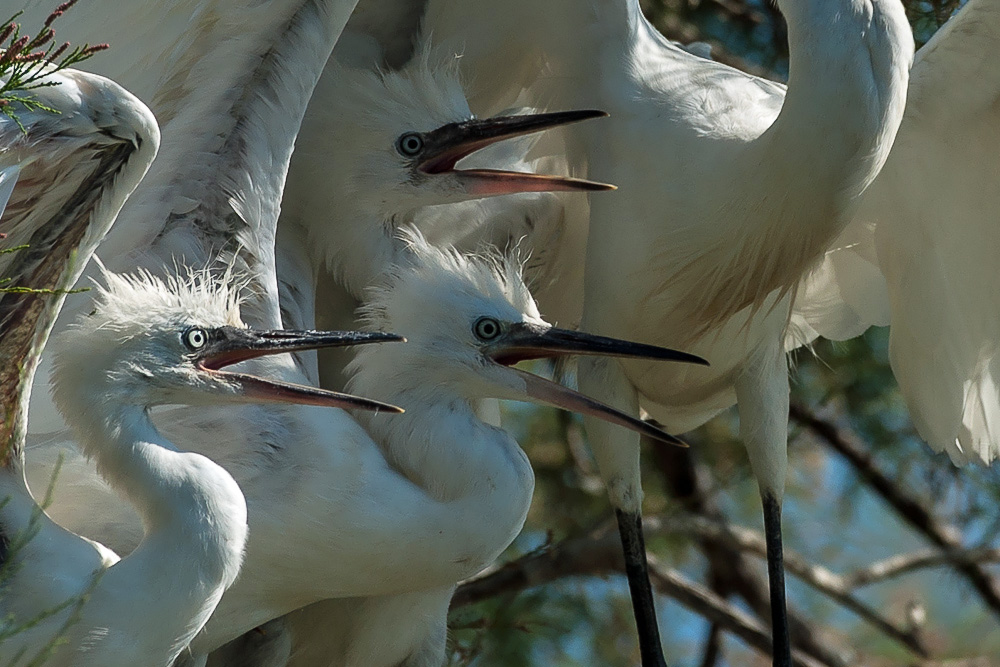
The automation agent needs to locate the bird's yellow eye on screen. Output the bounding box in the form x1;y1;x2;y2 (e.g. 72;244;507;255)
473;317;502;341
184;328;208;350
396;132;424;157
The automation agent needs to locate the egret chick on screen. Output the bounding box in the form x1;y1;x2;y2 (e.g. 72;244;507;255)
277;231;706;667
1;268;402;667
278;48;608;388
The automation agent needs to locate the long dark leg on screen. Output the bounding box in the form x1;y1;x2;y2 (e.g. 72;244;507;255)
617;508;668;667
762;492;790;667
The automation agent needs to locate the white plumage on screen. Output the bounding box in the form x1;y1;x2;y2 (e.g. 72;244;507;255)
846;0;1000;466
29;232;696;667
419;0;915;663
6;1;999;666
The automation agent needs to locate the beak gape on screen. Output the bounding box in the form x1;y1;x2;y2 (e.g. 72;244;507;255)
486;323;709;445
418;109;618;195
198;327;406;413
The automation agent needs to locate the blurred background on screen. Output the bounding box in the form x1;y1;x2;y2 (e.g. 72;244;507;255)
445;2;1000;665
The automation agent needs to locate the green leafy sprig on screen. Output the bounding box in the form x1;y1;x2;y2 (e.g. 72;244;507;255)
0;0;109;130
0;238;88;295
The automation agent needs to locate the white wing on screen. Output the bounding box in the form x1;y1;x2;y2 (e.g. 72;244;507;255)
16;0;360;327
1;67;158;465
25;0;360;432
869;0;1000;465
0;66;156;619
0;165;18;217
793;0;1000;465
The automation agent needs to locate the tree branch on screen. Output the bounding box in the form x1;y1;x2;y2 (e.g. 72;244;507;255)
644;514;928;657
651;443;850;666
844;547;1000;589
790;403;1000;620
451;521;827;667
646;553;827;667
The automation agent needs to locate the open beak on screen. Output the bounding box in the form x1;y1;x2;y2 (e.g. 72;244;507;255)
197;327;405;413
418;110;616;195
485;324;708;446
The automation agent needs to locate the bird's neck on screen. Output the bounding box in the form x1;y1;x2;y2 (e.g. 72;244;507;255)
630;0;912;338
351;364;534;557
366;385;533;502
732;0;911;309
317;207;408;299
763;0;911;203
60;394;246;586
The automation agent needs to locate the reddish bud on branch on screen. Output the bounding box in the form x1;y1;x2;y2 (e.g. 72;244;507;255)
0;22;15;45
47;41;69;62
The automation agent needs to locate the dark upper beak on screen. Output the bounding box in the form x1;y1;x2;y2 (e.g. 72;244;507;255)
197;327;406;413
417;110;616;194
483;324;708;446
488;323;710;368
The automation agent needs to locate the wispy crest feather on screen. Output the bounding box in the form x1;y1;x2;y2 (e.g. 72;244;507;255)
358;228;535;333
74;264;249;339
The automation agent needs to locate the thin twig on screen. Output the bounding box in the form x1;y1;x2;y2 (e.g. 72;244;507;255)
844;547;1000;589
790;403;1000;620
645;514;928;657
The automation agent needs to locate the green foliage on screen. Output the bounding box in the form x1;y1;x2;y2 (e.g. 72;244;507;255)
0;0;109;132
0;243;89;296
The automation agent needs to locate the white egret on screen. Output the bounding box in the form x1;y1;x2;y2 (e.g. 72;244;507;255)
30;234;702;667
7;267;399;667
276;47;612;385
417;0;914;664
265;231;705;667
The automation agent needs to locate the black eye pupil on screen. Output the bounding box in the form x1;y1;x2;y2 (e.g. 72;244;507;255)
397;133;423;156
185;328;207;349
475;318;500;340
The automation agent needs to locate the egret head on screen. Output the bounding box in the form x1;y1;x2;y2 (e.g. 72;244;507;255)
352;232;707;445
52;267;403;416
319;50;613;218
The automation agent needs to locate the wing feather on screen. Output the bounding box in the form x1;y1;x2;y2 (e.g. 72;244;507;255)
793;0;1000;464
0;67;158;466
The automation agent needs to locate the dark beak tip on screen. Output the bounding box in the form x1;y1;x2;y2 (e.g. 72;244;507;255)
655;433;689;448
569;109;608;120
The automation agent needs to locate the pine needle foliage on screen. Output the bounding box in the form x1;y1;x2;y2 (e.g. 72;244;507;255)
0;0;108;131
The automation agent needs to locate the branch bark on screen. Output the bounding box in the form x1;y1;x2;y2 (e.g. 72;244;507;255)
451;521;826;667
790;403;1000;620
844;546;1000;589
